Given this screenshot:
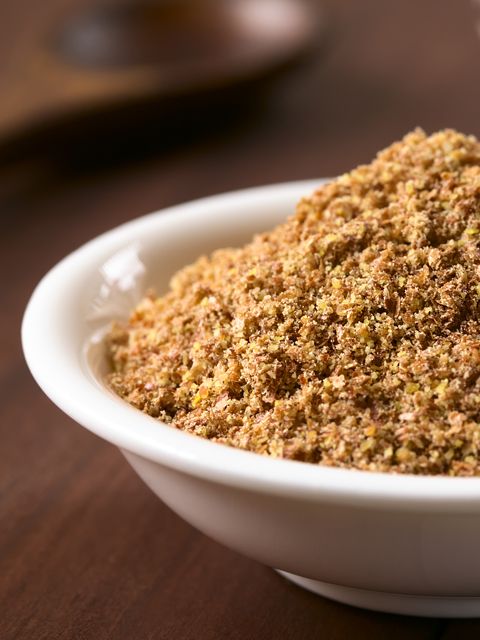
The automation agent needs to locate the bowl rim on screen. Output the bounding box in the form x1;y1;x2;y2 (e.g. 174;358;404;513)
21;180;480;510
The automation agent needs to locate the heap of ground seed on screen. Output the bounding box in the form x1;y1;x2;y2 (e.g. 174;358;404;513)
107;129;480;476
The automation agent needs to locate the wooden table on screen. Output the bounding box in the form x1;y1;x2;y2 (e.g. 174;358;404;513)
2;1;480;637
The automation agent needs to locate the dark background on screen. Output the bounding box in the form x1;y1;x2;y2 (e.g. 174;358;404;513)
2;1;480;638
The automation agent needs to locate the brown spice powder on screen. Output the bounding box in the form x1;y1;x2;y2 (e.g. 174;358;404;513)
107;129;480;476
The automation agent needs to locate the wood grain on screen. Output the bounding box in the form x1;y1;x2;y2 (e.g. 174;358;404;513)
1;0;480;638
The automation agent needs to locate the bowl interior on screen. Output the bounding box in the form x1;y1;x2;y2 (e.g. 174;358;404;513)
82;181;314;361
84;182;311;389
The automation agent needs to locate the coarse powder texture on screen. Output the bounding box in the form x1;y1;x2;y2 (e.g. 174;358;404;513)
107;129;480;476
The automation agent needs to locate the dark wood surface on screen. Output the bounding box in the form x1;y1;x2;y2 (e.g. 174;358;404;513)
2;1;480;638
0;0;321;148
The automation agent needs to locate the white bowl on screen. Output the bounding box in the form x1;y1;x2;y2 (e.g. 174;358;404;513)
22;181;480;618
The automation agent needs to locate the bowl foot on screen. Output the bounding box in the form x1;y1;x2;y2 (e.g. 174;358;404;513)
277;570;480;618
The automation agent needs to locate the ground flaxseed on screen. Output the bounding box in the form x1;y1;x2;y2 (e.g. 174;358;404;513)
107;129;480;476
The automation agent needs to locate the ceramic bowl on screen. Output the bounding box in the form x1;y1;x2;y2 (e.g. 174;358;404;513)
22;181;480;618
